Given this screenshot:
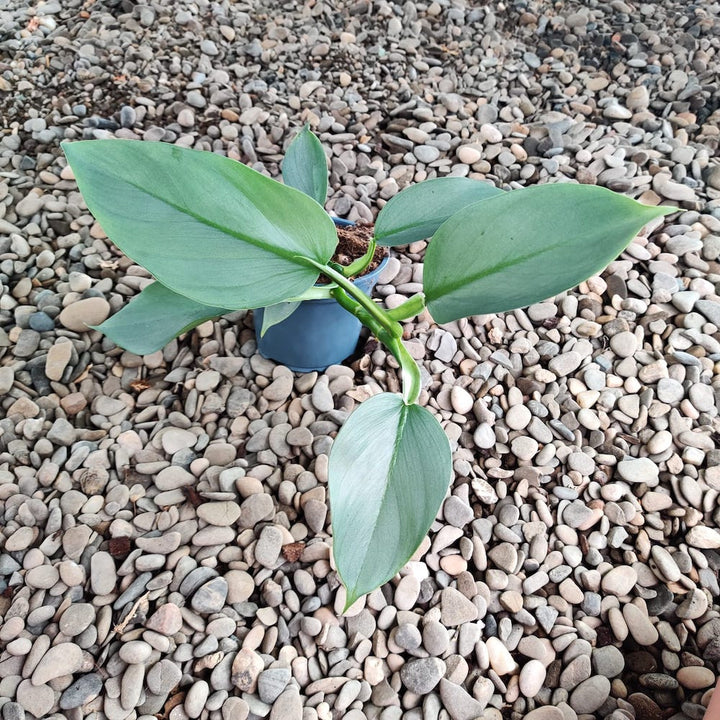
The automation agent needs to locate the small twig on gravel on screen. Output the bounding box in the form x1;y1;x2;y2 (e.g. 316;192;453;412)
111;591;150;637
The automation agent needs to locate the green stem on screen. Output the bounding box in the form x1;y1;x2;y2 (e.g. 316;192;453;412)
342;238;377;278
331;288;421;405
288;285;335;301
306;257;422;406
385;292;426;321
306;258;399;337
330;286;380;333
387;336;422;405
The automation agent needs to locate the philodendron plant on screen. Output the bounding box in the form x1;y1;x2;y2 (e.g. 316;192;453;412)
63;127;672;608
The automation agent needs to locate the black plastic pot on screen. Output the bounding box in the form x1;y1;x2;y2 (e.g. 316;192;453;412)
254;218;388;372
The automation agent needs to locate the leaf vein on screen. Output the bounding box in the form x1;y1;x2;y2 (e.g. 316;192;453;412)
429;237;566;302
102;169;305;263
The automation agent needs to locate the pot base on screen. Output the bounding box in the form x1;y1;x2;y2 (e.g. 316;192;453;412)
254;258;387;372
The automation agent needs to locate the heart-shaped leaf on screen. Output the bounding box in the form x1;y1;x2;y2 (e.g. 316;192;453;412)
329;392;452;607
282;125;328;206
374;177;503;246
95;281;231;355
424;184;673;323
62;139;337;309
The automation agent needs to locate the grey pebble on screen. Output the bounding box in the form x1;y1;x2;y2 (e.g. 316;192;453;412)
59;603;95;636
179;567;218;596
257;667;291;704
121;663;145;709
696;300;720;326
395;623;422;650
2;704;24;720
423;620;449;656
28;312;54;332
120;105;136;127
185;680;210;719
439;678;489;720
400;657;446;694
16;680;55;718
569;676;611;714
119;640;153;664
147;658;182;695
114;572;152;609
60;673;104;709
255;525;284;568
263;375;293;402
191;577;229;613
414;145;441;163
311;378;334;412
592;646;625;678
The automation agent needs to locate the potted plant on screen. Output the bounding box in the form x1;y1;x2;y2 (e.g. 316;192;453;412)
252;128;391;371
62;129;671;608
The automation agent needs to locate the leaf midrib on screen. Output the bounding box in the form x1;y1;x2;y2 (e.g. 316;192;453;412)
346;400;410;595
428;237;566;302
98;164;318;265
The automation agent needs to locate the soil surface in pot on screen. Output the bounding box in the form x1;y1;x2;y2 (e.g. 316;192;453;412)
326;221;388;279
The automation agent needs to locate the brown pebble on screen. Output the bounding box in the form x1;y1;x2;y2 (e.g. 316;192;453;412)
60;392;88;415
628;692;664;720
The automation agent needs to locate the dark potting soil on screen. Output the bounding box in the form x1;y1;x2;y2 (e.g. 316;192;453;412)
332;221;388;277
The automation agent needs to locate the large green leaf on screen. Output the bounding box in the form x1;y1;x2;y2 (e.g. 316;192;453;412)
424;184;673;323
62;139;337;309
281;125;328;206
95;281;230;355
329;393;452;606
374;177;503;246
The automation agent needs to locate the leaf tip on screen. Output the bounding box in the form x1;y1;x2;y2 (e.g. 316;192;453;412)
342;589;361;613
636;201;676;219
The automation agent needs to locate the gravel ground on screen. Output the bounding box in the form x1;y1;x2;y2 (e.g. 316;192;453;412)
1;1;720;719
